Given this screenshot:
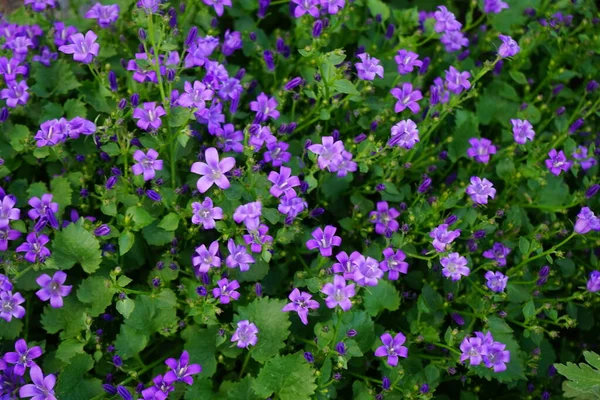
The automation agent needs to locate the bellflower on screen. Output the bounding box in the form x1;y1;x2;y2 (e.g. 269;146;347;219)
321;0;344;14
54;22;78;47
369;201;400;235
268;166;300;198
222;30;242;56
85;3;120;28
430;77;450;105
278;191;308;218
459;336;485;366
390;83;423;114
434;6;462;32
137;0;159;13
306;225;342;257
292;0;319;17
484;0;509;14
3;339;42;376
164;351;201;386
352;254;384;286
264;141;291;166
233;201;262;229
33;46;58;66
1;80;29;108
231;320;259;348
225;239;255;271
34;119;66;147
308;136;345;170
511;119;535;144
248;125;276;150
321;275;355;311
429;224;461;252
0;195;20;227
355;53;384;81
196;101;225;134
190;147;236;193
332;250;361;279
127;54;159;83
545;149;572;176
191;197;223;229
445;66;471;94
574;207;600;234
374;332;408;367
282;288;320;325
35;271;72;308
203;0;232;16
440;31;469;52
18;365;56;400
0;225;21;251
192;241;221;273
586;271;600;292
482;243;511;266
178;80;214;110
215;124;244;153
0;57;28;81
441;253;469;281
485;271;508;293
132;149;163;181
498;34;520;57
185;35;219;68
133;102;166;131
388;119;419;149
28;194;59;229
243;224;272;253
212;278;240;304
572;146;597;171
380;248;409;280
249;93;280;123
58;31;99;64
329;150;357;177
395;49;423;75
466;177;496;204
466;138;496;164
0;291;26;321
483;341;510;372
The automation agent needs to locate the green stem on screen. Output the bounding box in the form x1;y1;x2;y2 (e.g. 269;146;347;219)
507;232;576;276
239;350;251;378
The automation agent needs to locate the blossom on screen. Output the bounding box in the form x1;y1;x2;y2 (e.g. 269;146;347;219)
572;146;597;171
352;254;383;286
225;239;255;271
216;124;244;153
306;225;342;257
33;46;58;66
196;101;225;134
278;192;307;219
222;30;242;56
380;248;409;280
394;50;422;75
233;201;262;229
34;119;66;147
3;339;42;377
460;336;485;366
164;351;201;385
18;365;56;400
190;147;236;193
445;66;471;94
545;149;572;176
132;149;163;181
267;166;300;198
329;151;357;177
1;80;29;108
466;176;496;204
85;3;120;28
243;224;272;253
0;225;21;251
185;36;220;68
178;80;214;110
191;197;223;229
498;34;520;57
58;31;99;64
434;6;462;32
482;243;511;266
248;125;276;150
127;53;159;83
484;0;509;14
321;275;355;311
249;93;279;123
355;53;384;81
35;271;72;308
574;207;600;234
308;136;345;170
203;0;232;16
441;252;469;281
466;138;496;164
231;320;258;348
430;77;450;105
332;251;361;279
429;224;460;252
369;201;400;235
586;271;600;292
388;119;419;149
24;0;55;12
28;194;59;229
511;119;535;144
54;22;78;47
292;0;319;17
0;291;25;321
212;278;240;304
482;341;510;372
441;30;469;52
485;271;508;292
374;332;408;366
192;241;221;273
0;195;20;227
133;102;166;131
16;233;51;263
0;57;28;81
390;83;422;114
282;288;320;325
264;140;291;166
320;0;344;14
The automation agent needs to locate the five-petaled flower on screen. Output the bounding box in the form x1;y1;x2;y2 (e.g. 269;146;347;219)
306;225;342;257
35;271;72;308
58;31;99;64
374;332;408;366
191;147;236;193
282;288;320;325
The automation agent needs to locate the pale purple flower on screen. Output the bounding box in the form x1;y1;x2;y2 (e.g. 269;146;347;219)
231;320;258;348
445;66;471;94
572;146;597;171
28;194;59;229
0;291;25;321
482;342;510;372
332;251;361;279
511;119;535;144
374;332;408;367
0;273;13;291
308;136;345;170
306;225;341;257
430;77;450;104
24;0;55;11
62;117;96;139
466;176;496;204
225;239;255;272
369;201;400;235
388;119;419;149
329;150;357;177
484;0;509;14
390;83;422;114
320;0;344;14
54;22;78;47
192;241;221;273
185;35;220;68
132;149;163;181
34;119;66;147
133;102;166;131
233;201;262;230
352;254;383;286
222;30;242;56
0;195;20;227
434;6;462;32
466;138;496;164
17;234;50;262
203;0;232;16
268;166;300;198
460;336;485;366
429;224;460;252
282;288;319;325
18;365;56;400
1;80;29;108
587;271;600;292
3;339;42;376
127;53;159;83
218;77;243;101
395;50;423;75
278;191;308;219
196;101;225;134
574;207;600;234
164;351;202;385
178;80;214;110
321;274;355;311
441;252;469;281
35;271;72;308
0;57;28;81
482;243;511;267
545;149;572;176
249;125;276;150
355;53;384;81
380;248;409;280
137;0;159;13
191;197;223;229
243;224;272;253
85;3;120;28
292;0;319;17
264;141;291;167
441;31;469;52
212;278;240;304
216;124;244;153
0;225;21;251
485;271;508;293
190;147;236;193
58;31;99;64
249;93;279;123
498;35;520;58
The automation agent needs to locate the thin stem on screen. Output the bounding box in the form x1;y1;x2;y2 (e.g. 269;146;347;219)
239;350;251;378
507;232;576;276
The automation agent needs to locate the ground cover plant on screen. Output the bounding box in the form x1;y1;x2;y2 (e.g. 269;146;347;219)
0;0;600;398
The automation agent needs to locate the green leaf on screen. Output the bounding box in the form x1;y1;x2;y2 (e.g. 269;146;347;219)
158;212;180;231
40;103;64;122
56;339;86;363
555;351;600;399
143;221;175;246
127;206;156;230
366;0;390;21
77;276;115;317
45;222;102;273
9;124;29;152
363;280;400;316
51;176;73;210
329;310;375;353
222;376;261;400
119;231;135;255
169;107;192;127
332;79;359;95
41;296;87;339
509;70;528;85
64;98;88;119
523;300;536;320
236;297;291;363
253;353;317;400
116;297;136;318
56;353;103;400
496;158;515;181
0;318;23;339
519;237;530;257
449;110;478;162
114;325;149;359
182;326;219;377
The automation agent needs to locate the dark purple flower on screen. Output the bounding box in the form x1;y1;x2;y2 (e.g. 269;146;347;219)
369;201;400;235
374;332;408;366
282;288;319;325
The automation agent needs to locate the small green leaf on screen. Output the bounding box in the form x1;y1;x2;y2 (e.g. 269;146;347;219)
116;298;135;318
45;222;102;274
332;79;359;95
158;212;180;231
56;339;86;363
555;351;600;399
119;231;135;255
56;353;103;400
363;280;401;316
127;206;156;230
77;276;115;317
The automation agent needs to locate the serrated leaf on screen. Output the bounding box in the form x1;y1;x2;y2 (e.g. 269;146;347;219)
56;353;103;400
56;339;85;363
77;276;114;317
41;296;87;339
253;353;317;400
50;176;73;210
182;326;219;377
555;351;600;399
45;222;102;273
115;325;149;359
363;280;400;316
64;98;87;119
9;124;29;152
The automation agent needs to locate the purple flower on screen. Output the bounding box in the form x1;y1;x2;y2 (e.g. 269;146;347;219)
250;93;280;123
388;119;419;149
185;35;219;68
484;0;509;14
3;339;42;376
164;351;202;385
249;125;276;150
308;136;345;170
190;147;236;193
329;151;357;177
374;332;408;366
192;241;221;273
216;124;244;153
24;0;55;11
0;273;13;291
498;34;520;57
203;0;232;16
320;0;344;14
278;192;308;219
233;201;262;230
292;0;319;17
482;341;510;372
390;83;422;114
482;243;511;266
466;176;496;204
466;138;496;164
441;31;469;52
35;271;72;308
196;101;225;134
178;80;214;110
574;207;600;234
441;253;469;281
54;22;78;47
485;271;508;292
132;149;163;181
225;239;255;272
58;31;99;64
306;225;342;257
429;224;460;252
0;195;20;227
222;30;242;56
332;251;361;279
321;275;355;311
268;166;300;198
355;53;384;81
369;201;400;235
0;225;21;251
18;365;56;400
85;3;120;28
133;102;167;131
572;146;597;171
127;53;159;83
460;336;485;366
34;119;66;147
137;0;159;13
0;57;28;81
545;149;572;176
141;374;174;399
445;66;471;94
511;119;535;144
394;50;423;75
33;47;58;66
586;271;600;292
1;80;29;108
282;288;319;325
264;141;291;167
28;194;59;229
430;77;450;105
380;248;409;280
0;291;25;321
352;254;383;286
243;224;272;253
16;233;51;263
434;6;462;32
212;278;240;304
191;197;223;229
231;320;258;348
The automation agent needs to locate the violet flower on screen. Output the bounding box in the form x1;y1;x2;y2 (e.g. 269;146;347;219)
369;201;400;235
264;141;291;166
267;166;300;198
212;278;240;304
586;271;600;292
203;0;232;16
352;254;383;286
0;80;29;108
178;80;214;110
35;271;72;308
498;34;520;57
332;251;360;279
545;149;572;176
0;225;21;251
190;147;236;193
216;124;244;153
282;288;320;325
3;339;42;376
308;136;345;170
0;291;26;321
28;194;59;229
306;225;342;257
292;0;319;17
225;239;255;272
16;233;51;263
191;197;223;229
355;53;384;81
459;336;485;366
321;0;345;14
249;93;280;123
133;102;166;131
222;30;242;56
58;31;100;64
321;275;355;311
233;201;262;230
445;66;471;94
434;6;462;32
164;351;202;385
0;57;28;81
374;332;408;366
441;252;469;281
85;3;120;28
395;49;422;75
390;83;423;114
388;119;419;149
231;320;258;348
482;243;511;266
0;195;20;227
192;241;221;273
511;119;535;144
429;224;460;252
18;365;56;400
574;207;600;234
466;176;496;204
24;0;55;11
243;224;273;253
485;271;508;293
484;0;509;14
380;248;409;280
132;149;163;181
482;341;510;372
466;138;496;164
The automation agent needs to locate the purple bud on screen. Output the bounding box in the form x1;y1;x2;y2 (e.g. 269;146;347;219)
304;352;314;363
249;32;257;41
314;73;321;82
473;230;486;239
167;69;175;81
451;313;465;326
117;386;132;400
354;133;367;143
138;28;146;41
524;7;536;17
467;239;478;252
108;70;118;92
309;207;325;218
569;118;584;134
418;175;431;193
276;38;285;54
548;365;557;377
585;184;600;198
493;59;504;75
370;121;378;131
332;129;340;141
304;139;312;149
255;283;262;297
0;107;9;122
185;27;198;47
103;384;117;395
258;0;270;18
420;384;429;394
94;224;111;237
196;286;207;296
106;176;118;190
146;190;161;202
235;68;246;80
300;181;309;193
538;265;550;277
552;84;564;96
385;24;395;39
457;50;470;61
556;106;566;115
286;122;297;133
586;80;599;92
445;215;457;225
118;98;127;109
312;20;323;37
346;329;357;337
335;342;346;355
210;17;218;28
284;77;303;91
520;102;528;111
130;93;140;107
113;355;123;367
263;50;275;71
375;184;386;191
382;376;390;390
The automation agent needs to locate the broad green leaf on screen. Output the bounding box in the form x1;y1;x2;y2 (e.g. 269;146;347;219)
332;79;359;95
114;325;149;359
56;353;103;400
158;212;180;231
9;124;29;152
45;222;102;273
253;353;317;400
77;276;115;317
221;376;261;400
363;280;401;316
116;297;136;318
182;326;219;377
0;318;23;339
50;176;73;210
41;297;87;339
555;351;600;399
56;339;86;363
127;206;156;230
119;231;135;255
